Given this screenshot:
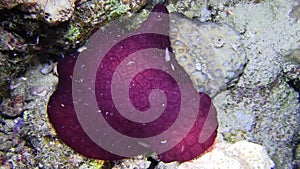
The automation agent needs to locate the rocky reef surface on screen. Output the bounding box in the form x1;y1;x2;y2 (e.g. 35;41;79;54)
169;13;247;97
0;0;299;168
0;0;147;103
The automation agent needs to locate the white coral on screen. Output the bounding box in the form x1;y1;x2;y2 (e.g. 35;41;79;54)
178;141;275;169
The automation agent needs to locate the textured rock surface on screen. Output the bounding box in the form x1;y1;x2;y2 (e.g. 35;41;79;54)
0;0;145;103
228;0;300;88
0;65;110;168
0;27;27;52
178;141;275;169
213;81;299;168
112;155;151;169
216;0;300;168
168;0;300;168
0;0;76;25
170;13;247;97
0;28;30;102
283;60;300;94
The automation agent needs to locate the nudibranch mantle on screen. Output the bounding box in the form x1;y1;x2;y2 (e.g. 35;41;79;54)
47;3;218;163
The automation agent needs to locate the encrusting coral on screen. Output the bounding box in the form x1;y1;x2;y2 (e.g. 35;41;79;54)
169;13;247;97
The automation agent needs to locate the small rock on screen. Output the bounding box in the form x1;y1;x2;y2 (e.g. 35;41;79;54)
121;0;147;12
290;4;300;22
0;27;27;52
284;48;300;64
30;86;50;97
0;95;24;117
40;62;54;75
0;0;76;25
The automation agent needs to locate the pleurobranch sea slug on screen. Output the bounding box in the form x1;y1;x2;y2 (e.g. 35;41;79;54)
47;3;218;163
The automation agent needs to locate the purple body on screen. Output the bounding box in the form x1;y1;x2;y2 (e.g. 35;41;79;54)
47;3;218;163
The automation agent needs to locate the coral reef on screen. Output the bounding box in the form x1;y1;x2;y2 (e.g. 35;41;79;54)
214;79;299;168
227;0;299;88
0;0;145;102
169;13;247;97
166;0;262;22
168;0;300;168
0;0;299;168
218;0;300;168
